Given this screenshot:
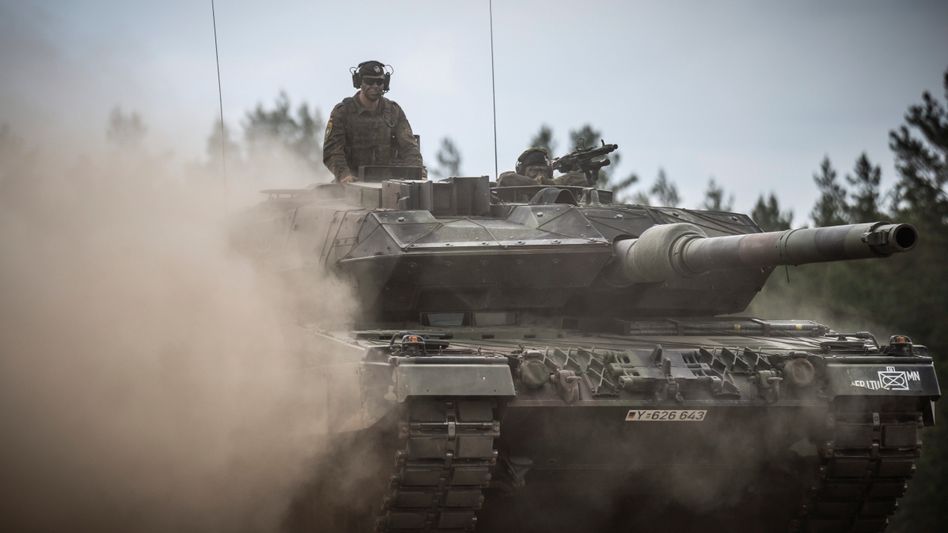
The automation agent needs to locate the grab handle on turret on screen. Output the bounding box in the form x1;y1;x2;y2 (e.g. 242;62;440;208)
610;222;918;284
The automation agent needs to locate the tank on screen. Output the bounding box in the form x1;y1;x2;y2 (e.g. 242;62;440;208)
242;164;940;533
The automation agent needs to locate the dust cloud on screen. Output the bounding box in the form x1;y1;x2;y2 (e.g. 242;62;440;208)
747;272;899;343
0;132;357;532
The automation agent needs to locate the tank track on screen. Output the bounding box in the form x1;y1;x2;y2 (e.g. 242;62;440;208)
376;398;500;533
790;408;922;533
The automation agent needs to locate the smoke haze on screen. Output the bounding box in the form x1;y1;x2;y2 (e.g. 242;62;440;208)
0;131;354;531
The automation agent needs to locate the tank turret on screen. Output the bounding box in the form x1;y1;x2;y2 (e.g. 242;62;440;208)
252;177;923;319
610;221;918;284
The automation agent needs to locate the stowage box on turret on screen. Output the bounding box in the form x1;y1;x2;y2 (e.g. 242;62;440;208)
245;162;939;533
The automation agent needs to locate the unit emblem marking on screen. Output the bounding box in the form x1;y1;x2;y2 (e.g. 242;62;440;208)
851;366;920;391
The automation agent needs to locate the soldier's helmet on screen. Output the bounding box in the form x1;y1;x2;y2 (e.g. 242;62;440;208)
515;148;553;179
351;60;392;91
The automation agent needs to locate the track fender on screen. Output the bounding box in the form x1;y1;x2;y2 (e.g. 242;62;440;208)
394;363;516;402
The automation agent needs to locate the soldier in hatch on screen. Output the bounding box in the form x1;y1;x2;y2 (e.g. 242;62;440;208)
322;60;424;183
497;148;587;187
496;148;555;187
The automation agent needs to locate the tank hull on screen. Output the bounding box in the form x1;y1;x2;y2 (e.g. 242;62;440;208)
283;321;936;533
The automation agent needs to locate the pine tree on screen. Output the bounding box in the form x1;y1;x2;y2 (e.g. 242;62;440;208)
628;168;680;207
611;172;639;203
432;137;462;179
293;102;324;169
701;177;734;211
568;125;601;151
630;191;651;206
528;125;556;156
649;168;680;206
751;193;793;231
810;156;848;226
845;153;883;222
243;91;324;174
888;70;948;225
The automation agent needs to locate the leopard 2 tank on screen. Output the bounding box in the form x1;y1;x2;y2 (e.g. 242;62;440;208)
251;164;940;533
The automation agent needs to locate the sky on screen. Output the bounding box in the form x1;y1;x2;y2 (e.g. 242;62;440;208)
1;0;946;220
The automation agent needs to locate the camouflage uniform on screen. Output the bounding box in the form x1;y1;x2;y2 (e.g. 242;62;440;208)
496;171;587;187
496;148;550;187
552;172;588;187
496;171;555;187
322;92;423;181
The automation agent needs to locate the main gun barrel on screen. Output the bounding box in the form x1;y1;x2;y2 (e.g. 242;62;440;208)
611;222;918;284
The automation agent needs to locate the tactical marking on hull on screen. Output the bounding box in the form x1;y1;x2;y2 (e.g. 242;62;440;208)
625;409;708;422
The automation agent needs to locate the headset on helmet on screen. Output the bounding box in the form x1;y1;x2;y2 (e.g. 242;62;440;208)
515;148;552;177
350;60;393;91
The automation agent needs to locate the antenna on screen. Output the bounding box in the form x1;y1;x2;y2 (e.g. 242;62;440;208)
488;0;498;180
211;0;227;189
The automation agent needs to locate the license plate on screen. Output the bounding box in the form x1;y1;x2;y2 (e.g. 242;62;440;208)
625;409;707;422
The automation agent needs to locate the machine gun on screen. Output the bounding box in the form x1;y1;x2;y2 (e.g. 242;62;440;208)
551;140;619;186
